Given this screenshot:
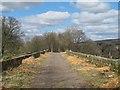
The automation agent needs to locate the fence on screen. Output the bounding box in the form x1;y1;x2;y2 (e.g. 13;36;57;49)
0;49;48;72
66;51;120;73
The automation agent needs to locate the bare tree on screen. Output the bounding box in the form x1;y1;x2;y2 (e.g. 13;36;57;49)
65;26;87;44
2;16;24;58
44;32;59;52
0;17;2;57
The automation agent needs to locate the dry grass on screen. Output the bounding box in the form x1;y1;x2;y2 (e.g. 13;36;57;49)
2;53;50;88
22;53;50;65
41;53;50;58
61;52;119;88
22;57;41;65
102;77;120;88
66;55;111;72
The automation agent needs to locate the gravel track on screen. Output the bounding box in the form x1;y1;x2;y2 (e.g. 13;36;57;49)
31;53;91;88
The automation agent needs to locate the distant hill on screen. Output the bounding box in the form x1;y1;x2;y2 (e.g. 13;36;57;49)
95;39;120;46
94;38;120;59
79;38;120;59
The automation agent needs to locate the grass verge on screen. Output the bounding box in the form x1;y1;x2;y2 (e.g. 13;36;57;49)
2;53;50;88
61;52;119;88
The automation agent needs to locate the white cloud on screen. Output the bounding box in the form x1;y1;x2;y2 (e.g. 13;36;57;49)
21;23;43;39
86;25;118;32
1;0;42;2
1;2;41;12
20;11;70;38
85;24;118;38
76;0;110;13
72;19;79;24
54;28;66;33
0;4;14;12
21;24;38;32
22;11;70;26
71;1;118;41
72;10;118;25
76;0;119;3
85;25;118;40
1;0;119;2
72;12;80;19
90;33;118;41
77;0;100;2
76;1;99;8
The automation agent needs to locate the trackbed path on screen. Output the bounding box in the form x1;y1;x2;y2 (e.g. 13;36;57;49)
31;53;90;88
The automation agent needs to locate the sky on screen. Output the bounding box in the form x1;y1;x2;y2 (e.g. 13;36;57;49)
1;0;119;41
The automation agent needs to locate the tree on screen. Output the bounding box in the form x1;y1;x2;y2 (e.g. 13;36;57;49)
44;32;59;52
62;26;88;51
22;26;88;53
101;43;119;59
78;40;102;56
2;16;24;58
65;26;87;44
22;35;47;53
0;17;2;57
58;33;67;51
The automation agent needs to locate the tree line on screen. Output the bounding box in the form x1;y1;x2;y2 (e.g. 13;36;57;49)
1;16;119;60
